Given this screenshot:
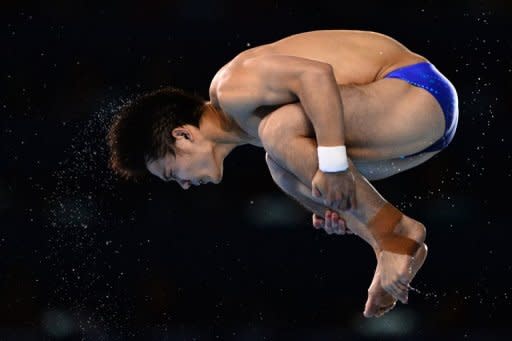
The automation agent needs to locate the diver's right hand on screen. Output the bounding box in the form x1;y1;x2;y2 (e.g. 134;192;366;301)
312;209;352;235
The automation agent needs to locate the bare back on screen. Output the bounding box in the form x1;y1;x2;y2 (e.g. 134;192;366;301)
209;30;429;142
210;30;427;92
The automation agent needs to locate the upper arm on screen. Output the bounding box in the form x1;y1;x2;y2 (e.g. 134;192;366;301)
218;55;332;111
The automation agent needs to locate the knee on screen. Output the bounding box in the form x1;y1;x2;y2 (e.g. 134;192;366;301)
265;153;295;191
265;153;285;180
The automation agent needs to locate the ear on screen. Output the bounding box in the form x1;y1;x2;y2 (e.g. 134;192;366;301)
171;126;194;141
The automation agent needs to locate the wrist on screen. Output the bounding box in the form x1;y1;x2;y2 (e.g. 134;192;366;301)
317;145;349;172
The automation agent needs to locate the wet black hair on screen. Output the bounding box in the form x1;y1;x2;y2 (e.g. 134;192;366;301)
107;86;206;182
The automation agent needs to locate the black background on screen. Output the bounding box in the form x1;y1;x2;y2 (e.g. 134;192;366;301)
1;0;511;340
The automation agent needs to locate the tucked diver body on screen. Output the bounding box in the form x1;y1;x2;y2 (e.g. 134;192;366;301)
107;30;458;318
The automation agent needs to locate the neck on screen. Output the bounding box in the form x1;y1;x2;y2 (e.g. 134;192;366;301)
200;102;251;159
201;102;251;145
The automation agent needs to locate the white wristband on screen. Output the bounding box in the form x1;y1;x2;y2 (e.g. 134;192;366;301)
317;145;349;172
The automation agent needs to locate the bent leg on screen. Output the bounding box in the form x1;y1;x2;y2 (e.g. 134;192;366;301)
263;134;409;242
265;152;428;317
258;80;443;180
265;153;375;248
338;79;445;160
263;133;427;304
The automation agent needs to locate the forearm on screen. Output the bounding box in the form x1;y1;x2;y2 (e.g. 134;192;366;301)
265;151;379;253
264;134;385;246
299;69;345;146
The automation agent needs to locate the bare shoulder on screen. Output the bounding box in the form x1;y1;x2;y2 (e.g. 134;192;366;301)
209;44;274;90
210;53;291;118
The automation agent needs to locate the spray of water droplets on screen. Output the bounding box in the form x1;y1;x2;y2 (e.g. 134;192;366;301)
40;97;141;337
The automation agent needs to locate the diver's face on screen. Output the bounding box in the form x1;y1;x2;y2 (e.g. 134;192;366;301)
146;126;222;189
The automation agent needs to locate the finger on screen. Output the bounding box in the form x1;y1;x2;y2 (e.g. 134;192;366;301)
344;194;351;211
312;213;317;225
395;280;409;294
338;218;347;234
323;209;335;234
335;216;344;235
332;212;344;234
316;217;325;228
331;212;340;234
325;223;333;235
324;196;334;208
338;197;346;211
338;219;347;235
327;199;336;210
328;214;338;235
387;284;402;302
391;283;407;304
351;191;357;210
325;211;333;231
312;214;323;229
325;210;338;234
334;194;343;211
334;199;342;210
327;197;337;210
330;194;340;209
334;194;343;210
345;195;351;211
339;198;345;211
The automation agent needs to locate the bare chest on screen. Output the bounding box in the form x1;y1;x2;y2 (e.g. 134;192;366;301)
233;105;283;147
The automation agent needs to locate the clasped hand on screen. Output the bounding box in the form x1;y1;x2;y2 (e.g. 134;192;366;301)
311;168;356;211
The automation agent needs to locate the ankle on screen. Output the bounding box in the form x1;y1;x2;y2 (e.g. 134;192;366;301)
370;215;426;256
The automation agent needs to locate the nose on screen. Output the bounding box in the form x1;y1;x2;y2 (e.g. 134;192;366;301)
179;179;191;190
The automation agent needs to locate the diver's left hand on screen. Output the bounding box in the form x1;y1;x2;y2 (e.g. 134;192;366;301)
311;168;356;211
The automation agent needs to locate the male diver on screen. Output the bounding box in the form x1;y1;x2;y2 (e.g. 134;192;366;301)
107;30;458;317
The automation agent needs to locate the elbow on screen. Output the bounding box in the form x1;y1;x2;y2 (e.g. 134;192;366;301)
297;63;335;98
299;63;335;86
306;62;334;77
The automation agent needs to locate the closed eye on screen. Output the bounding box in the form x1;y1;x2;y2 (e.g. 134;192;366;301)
164;169;175;182
163;169;171;182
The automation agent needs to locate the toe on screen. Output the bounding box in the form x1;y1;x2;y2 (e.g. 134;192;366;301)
399;272;409;282
393;284;408;304
363;309;373;318
385;283;401;302
396;280;409;293
364;294;379;317
376;302;396;317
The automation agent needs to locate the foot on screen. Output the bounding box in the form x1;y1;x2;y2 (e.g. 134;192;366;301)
377;217;428;304
364;262;396;318
364;242;428;317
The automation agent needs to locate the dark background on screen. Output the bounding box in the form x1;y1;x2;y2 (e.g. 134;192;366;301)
1;0;511;340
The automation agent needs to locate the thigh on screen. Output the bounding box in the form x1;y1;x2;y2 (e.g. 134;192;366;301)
340;78;445;160
353;150;440;181
258;97;441;181
259;79;445;162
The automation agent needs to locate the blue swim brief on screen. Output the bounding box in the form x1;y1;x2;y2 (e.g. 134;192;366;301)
383;62;459;158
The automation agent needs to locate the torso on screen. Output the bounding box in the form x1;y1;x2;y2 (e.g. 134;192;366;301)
209;30;428;146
